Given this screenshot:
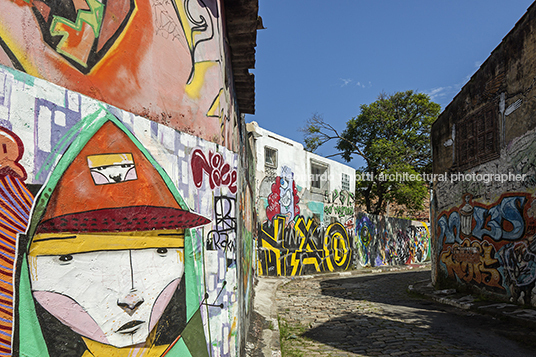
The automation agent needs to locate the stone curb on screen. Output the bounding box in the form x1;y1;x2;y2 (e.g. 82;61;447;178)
287;262;431;281
408;280;536;330
249;277;289;357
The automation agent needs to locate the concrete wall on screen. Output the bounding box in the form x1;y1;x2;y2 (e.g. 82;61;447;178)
248;123;430;276
0;0;256;352
431;3;536;305
0;0;240;149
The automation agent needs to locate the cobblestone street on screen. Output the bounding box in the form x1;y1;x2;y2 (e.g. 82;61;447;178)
275;267;536;357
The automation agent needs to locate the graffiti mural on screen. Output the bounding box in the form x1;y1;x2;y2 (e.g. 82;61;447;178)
437;193;536;303
354;213;430;267
266;166;300;222
0;64;252;357
257;216;352;276
497;239;536;304
0;0;237;148
429;2;536;305
440;239;502;289
432;129;536;305
437;194;527;245
17;115;212;356
192;147;241;356
324;189;355;229
254;155;359;276
237;139;255;349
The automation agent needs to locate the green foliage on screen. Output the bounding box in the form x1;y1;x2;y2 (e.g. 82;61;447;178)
278;317;307;357
303;90;440;215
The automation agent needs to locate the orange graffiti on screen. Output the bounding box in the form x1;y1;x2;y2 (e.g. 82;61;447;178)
440;239;503;289
0;0;227;146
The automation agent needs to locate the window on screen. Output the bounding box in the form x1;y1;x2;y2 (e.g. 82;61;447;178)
264;146;277;168
311;161;328;190
341;173;350;191
456;103;499;168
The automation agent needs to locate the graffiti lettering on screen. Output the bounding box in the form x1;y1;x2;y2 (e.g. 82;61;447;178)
473;197;525;240
29;0;135;72
207;231;236;253
438;195;527;244
438;211;461;244
440;239;502;289
191;148;237;193
153;0;184;41
451;246;480;264
257;216;352;276
323;189;354;228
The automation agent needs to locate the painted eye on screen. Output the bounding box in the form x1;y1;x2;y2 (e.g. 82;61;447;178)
58;254;73;263
157;248;168;255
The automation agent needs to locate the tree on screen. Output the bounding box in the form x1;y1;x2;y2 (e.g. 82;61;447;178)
302;90;441;216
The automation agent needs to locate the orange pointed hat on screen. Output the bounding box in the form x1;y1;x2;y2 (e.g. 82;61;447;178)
34;120;210;235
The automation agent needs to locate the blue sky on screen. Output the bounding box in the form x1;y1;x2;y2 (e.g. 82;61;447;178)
248;0;534;168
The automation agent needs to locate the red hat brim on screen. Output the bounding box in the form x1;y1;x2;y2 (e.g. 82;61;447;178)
35;206;211;234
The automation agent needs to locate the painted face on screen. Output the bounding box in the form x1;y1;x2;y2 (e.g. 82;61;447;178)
29;246;184;347
87;153;138;185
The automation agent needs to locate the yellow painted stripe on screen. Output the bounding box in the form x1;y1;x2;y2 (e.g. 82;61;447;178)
87;153;133;167
30;230;184;256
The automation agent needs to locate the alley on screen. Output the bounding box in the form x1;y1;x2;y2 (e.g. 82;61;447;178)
275;268;536;357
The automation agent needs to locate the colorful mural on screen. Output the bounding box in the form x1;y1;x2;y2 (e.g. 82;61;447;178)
17;114;213;356
266;166;300;222
256;163;357;276
429;3;536;306
236;139;256;349
0;0;237;148
256;161;427;275
354;213;430;267
257;216;353;276
0;64;252;356
437;193;536;305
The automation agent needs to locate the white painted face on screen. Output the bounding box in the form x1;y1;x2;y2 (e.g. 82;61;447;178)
30;248;184;347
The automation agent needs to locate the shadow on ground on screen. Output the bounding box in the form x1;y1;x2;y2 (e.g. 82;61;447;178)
287;270;536;356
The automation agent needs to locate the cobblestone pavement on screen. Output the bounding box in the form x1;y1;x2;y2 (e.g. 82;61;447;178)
276;267;536;357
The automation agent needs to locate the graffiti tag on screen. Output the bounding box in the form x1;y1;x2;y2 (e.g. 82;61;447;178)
440;239;502;289
191;148;237;193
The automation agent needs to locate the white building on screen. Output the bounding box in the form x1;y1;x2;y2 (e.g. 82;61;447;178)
246;121;356;229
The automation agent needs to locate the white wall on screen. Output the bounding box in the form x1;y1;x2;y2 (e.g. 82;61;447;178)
247;121;355;228
247;121;355;194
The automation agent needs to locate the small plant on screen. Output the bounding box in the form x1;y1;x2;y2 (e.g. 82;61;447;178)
267;320;274;330
277;316;308;357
